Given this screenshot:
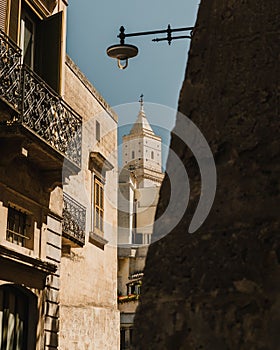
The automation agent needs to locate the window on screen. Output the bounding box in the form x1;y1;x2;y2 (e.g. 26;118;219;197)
6;206;32;249
96;121;100;142
151;151;154;159
132;151;135;159
145;234;151;245
120;328;133;350
127;281;141;295
94;178;104;233
9;3;63;92
129;328;133;346
132;232;151;245
120;329;126;350
133;232;143;244
20;9;35;69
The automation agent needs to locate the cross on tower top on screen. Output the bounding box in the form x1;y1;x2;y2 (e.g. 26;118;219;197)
139;94;144;111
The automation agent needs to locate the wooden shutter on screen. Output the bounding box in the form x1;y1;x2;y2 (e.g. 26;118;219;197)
0;0;7;32
37;11;62;93
8;0;20;42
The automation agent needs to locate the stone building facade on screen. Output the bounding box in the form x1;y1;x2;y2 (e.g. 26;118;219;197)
60;56;119;350
0;0;119;349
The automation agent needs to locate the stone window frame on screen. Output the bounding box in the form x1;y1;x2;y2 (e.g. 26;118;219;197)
88;151;113;250
0;188;50;263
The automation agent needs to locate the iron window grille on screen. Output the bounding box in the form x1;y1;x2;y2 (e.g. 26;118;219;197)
6;206;30;247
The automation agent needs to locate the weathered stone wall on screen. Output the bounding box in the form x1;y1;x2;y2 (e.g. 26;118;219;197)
59;306;119;350
133;0;280;349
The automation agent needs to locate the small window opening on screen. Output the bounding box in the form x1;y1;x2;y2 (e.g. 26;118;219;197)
96;121;100;142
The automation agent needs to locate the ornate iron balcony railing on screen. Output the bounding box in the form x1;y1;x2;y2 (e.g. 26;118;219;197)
62;192;86;246
0;29;21;110
0;29;82;168
20;66;82;167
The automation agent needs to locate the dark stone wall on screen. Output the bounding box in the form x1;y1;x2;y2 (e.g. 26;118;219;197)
133;1;280;349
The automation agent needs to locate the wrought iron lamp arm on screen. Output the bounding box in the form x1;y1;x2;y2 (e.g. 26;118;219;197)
118;25;194;45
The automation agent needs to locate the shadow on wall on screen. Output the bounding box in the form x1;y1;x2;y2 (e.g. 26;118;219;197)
132;0;280;349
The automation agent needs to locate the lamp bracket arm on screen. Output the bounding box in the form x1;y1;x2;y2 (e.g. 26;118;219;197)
117;25;195;44
153;35;192;44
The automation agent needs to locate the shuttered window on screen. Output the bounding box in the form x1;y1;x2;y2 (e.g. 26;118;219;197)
9;2;63;93
8;0;20;42
36;11;62;92
94;178;104;233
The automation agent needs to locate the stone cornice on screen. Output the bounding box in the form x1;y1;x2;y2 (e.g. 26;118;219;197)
0;245;57;274
123;132;161;142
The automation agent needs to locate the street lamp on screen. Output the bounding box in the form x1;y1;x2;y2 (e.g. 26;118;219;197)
106;24;194;69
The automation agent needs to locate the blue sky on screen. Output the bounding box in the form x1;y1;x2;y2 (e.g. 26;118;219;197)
66;1;199;166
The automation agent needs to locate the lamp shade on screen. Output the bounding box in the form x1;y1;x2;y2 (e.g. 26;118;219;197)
106;44;138;60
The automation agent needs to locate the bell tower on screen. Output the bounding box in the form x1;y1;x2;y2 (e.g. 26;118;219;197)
122;95;164;188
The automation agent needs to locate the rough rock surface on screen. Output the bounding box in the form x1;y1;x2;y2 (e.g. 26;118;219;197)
133;0;280;349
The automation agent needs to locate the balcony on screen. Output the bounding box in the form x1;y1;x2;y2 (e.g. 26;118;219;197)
62;193;86;247
0;29;82;185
